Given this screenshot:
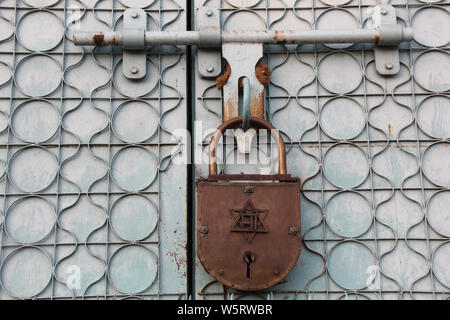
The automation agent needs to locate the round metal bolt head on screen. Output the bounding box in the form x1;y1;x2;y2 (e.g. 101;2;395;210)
289;226;298;235
199;225;209;235
385;63;393;70
130;66;139;74
206;10;213;17
131;11;139;18
206;65;215;73
381;8;388;15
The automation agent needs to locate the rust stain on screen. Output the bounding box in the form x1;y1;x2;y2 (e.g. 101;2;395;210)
388;124;392;136
255;61;271;86
216;60;271;89
274;30;286;44
224;98;236;121
93;32;105;46
250;93;265;119
167;251;187;275
374;34;380;45
216;63;231;90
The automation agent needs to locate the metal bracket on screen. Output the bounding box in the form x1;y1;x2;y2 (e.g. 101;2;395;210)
122;8;147;80
222;43;264;121
369;4;402;75
197;6;222;78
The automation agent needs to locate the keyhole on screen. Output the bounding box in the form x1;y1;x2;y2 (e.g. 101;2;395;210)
243;251;255;280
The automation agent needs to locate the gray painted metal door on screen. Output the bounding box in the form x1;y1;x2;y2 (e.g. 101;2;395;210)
0;0;187;299
193;0;449;300
0;0;448;300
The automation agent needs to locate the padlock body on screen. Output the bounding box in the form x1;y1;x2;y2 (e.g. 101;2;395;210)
197;174;301;291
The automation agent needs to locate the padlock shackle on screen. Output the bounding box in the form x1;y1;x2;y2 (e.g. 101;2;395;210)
209;116;287;175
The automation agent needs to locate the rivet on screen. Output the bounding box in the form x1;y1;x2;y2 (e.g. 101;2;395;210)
130;66;139;74
199;225;209;235
289;225;298;235
131;11;139;19
206;10;213;17
385;63;393;70
381;8;388;15
243;185;255;194
206;65;215;73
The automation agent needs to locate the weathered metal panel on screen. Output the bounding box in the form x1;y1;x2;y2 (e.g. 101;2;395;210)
0;0;187;299
194;0;449;300
0;0;448;301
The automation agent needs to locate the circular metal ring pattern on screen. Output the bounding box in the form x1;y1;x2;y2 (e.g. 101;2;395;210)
222;8;267;31
111;146;158;192
5;196;57;244
318;52;363;94
0;246;53;298
225;0;263;7
112;58;159;98
327;241;376;290
316;8;359;49
416;95;450;139
337;293;371;300
22;0;61;7
111;100;159;143
0;15;14;43
14;53;62;97
8;146;59;193
422;141;450;188
412;6;450;48
110;194;158;242
413;50;450;92
108;245;158;294
0;111;8;135
432;241;450;288
319;97;366;140
0;60;12;88
16;9;64;52
319;0;352;6
427;190;450;237
0;159;6;182
325;191;372;238
118;0;157;8
323;143;370;189
10;99;60;143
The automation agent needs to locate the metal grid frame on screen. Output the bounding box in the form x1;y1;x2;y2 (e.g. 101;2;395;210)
194;0;449;300
0;0;187;300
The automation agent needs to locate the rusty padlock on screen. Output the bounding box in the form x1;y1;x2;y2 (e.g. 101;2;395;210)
197;116;301;291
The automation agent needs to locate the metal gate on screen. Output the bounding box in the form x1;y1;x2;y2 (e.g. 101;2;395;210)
0;0;448;300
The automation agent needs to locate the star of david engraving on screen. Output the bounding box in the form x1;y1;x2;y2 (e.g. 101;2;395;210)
231;199;269;243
